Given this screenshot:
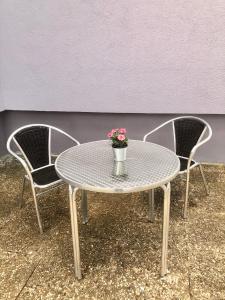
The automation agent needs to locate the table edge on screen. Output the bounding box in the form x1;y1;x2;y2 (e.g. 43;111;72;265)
55;140;180;193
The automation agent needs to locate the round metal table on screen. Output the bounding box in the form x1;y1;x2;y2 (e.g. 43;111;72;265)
55;140;180;279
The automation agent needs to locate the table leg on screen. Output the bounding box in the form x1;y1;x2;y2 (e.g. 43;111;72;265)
69;186;82;279
161;182;171;277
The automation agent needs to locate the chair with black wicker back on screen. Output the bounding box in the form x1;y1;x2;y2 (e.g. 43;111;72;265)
143;116;212;218
7;124;80;233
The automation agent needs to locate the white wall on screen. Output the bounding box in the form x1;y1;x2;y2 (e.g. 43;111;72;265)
1;1;225;113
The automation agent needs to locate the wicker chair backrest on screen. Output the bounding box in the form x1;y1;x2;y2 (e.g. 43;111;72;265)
14;126;49;169
174;118;206;158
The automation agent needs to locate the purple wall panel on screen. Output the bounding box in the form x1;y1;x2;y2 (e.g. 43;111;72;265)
1;1;225;113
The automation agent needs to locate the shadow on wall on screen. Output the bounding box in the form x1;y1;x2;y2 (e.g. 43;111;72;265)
0;110;224;163
0;114;6;154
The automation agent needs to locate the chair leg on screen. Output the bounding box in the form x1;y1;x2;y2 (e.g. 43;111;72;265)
19;176;26;208
81;190;88;224
183;169;190;219
31;186;43;234
148;189;155;222
199;164;209;195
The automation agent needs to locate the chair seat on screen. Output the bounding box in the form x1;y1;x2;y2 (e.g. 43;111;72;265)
179;157;195;172
32;165;60;186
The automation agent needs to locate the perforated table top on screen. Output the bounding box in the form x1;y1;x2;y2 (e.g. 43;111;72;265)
55;140;180;193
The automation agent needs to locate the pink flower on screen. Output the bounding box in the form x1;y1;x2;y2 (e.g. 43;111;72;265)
119;128;127;134
107;131;113;138
117;134;126;141
111;129;117;134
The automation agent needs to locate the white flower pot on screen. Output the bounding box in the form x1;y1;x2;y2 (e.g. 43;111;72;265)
113;147;127;162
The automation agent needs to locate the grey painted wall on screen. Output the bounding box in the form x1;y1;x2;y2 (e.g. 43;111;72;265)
1;111;224;163
1;1;225;113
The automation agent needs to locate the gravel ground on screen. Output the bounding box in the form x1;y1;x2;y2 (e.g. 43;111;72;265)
0;155;224;300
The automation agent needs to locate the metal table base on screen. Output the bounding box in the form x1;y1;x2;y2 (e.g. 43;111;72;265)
69;182;171;279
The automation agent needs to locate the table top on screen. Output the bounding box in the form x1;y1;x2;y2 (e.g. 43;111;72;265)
55;140;180;193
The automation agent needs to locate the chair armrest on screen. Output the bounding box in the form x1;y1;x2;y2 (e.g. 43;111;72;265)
143;119;173;142
189;126;212;161
52;127;80;146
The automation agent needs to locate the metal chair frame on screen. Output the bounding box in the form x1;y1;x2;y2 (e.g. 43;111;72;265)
7;124;80;233
143;116;212;218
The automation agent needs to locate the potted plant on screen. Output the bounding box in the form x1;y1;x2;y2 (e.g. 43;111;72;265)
107;128;128;161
